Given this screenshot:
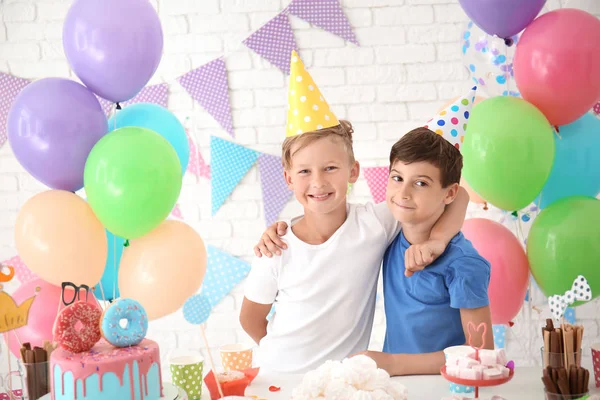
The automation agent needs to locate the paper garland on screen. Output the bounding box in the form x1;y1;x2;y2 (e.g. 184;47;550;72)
186;130;211;180
178;58;234;137
288;0;359;45
170;204;184;220
363;167;389;204
0;72;31;148
1;256;37;285
201;245;251;308
493;324;506;349
258;153;293;226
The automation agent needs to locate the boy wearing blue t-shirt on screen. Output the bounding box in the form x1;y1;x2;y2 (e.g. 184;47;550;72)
358;127;493;376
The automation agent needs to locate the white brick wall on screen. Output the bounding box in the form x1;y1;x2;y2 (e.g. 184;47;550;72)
1;0;599;383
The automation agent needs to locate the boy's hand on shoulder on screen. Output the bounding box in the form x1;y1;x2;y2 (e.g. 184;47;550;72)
404;239;446;277
351;351;395;375
253;221;289;258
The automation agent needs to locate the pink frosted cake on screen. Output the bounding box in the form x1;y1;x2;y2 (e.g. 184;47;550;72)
50;339;163;400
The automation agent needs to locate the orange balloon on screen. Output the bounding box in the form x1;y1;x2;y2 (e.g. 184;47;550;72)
118;220;207;320
437;95;487;114
14;190;108;287
461;177;487;205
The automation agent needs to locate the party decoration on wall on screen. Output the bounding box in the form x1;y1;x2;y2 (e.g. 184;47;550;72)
462;218;529;325
1;256;36;285
287;50;340;136
84;127;182;239
211;136;259;215
458;0;544;40
171;204;184;220
461;22;519;97
548;275;592;321
98;83;169;116
183;293;212;325
514;8;600;126
363;167;388;204
201;246;251;309
492;325;506;349
0;264;15;283
0;285;36;333
462;96;555;211
528;196;600;302
243;12;297;75
63;0;163;103
8;78;108;192
424;86;477;150
564;308;576;325
109;102;190;173
259;153;293;226
178;58;234;137
0;72;30;148
537;113;600;209
288;0;359;45
187;131;211;179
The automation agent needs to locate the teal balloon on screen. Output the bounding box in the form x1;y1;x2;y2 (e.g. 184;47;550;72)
538;113;600;208
108;103;189;173
93;229;125;301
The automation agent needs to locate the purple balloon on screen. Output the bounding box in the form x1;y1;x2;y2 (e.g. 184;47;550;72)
7;78;108;192
458;0;546;40
62;0;163;103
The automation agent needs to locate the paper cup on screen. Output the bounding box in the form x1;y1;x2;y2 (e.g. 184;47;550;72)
170;355;204;400
443;346;475;395
593;343;600;388
219;344;253;372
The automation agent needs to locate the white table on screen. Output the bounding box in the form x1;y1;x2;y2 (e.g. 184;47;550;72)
242;367;600;400
39;382;187;400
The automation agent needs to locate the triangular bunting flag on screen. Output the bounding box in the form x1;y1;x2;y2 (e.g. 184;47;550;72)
243;12;297;75
492;324;506;349
1;72;31;148
211;136;259;215
2;255;37;284
98;83;170;116
258;153;293;226
288;0;359;45
424;86;477;151
178;58;234;137
170;204;183;220
201;245;251;307
186;130;211;179
363;167;389;204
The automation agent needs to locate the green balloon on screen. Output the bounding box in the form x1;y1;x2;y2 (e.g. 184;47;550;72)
527;196;600;302
84;127;182;239
462;96;555;211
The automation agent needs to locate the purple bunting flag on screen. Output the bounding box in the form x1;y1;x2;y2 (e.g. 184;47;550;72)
288;0;359;45
178;58;234;137
0;73;31;148
243;12;297;75
258;153;293;226
97;83;170;116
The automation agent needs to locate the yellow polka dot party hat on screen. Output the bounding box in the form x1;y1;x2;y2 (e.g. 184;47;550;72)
286;50;340;137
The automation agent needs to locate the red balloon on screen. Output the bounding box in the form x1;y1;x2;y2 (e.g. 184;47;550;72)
3;278;100;358
514;9;600;126
462;218;529;325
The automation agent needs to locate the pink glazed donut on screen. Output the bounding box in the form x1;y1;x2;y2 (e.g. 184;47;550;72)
53;302;102;353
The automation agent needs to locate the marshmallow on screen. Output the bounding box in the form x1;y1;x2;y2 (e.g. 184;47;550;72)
446;366;460;377
483;368;502;380
479;350;497;366
498;366;510;378
458;357;480;368
472;365;486;374
446;356;460;367
459;368;480;380
495;348;507;365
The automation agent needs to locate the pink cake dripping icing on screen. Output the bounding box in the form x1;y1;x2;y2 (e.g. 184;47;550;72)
50;338;163;400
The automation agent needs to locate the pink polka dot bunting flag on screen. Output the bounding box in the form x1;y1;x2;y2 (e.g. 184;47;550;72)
258;153;293;226
97;83;169;116
288;0;359;45
0;72;31;148
243;12;297;75
170;204;183;220
186;130;210;179
2;255;37;284
363;167;389;204
178;58;235;137
424;86;478;151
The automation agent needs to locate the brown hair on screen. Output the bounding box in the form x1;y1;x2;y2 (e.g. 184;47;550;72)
282;120;355;170
389;127;462;188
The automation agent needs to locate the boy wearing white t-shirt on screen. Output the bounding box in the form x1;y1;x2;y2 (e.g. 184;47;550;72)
239;51;469;374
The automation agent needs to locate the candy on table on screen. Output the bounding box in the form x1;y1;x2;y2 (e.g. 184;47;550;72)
482;368;502;380
459;368;480;380
472;365;486;374
479;349;497;367
458;357;480;369
495;348;507;365
446;366;460;377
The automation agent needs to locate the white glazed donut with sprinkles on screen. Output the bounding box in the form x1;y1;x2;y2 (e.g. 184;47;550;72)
100;298;148;347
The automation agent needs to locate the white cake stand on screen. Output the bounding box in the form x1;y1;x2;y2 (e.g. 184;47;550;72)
39;382;187;400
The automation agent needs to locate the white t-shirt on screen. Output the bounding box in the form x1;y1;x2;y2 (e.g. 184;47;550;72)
244;203;400;374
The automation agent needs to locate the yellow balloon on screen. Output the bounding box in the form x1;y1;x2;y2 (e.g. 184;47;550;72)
118;220;207;320
15;190;108;287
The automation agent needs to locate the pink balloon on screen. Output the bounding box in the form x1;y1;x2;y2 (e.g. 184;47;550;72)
514;9;600;127
3;278;100;358
462;218;529;325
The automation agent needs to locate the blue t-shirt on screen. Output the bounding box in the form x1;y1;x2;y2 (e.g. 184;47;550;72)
382;231;491;354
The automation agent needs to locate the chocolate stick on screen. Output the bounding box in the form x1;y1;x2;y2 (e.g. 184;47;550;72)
565;326;576;371
577;367;585;395
542;375;559;395
575;326;583;366
583;368;589;394
34;346;49;396
570;365;578;395
544;329;550;368
557;368;570;395
24;348;36;400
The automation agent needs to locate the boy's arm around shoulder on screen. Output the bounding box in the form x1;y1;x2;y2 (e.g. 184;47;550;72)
239;255;280;345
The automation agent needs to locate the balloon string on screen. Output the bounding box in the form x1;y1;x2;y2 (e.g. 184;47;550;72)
113;234;117;301
200;324;224;398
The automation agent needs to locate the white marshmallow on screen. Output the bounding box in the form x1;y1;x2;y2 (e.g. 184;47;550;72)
483;368;502;380
446;366;460;377
495;348;508;365
458;357;480;368
459;368;479;380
